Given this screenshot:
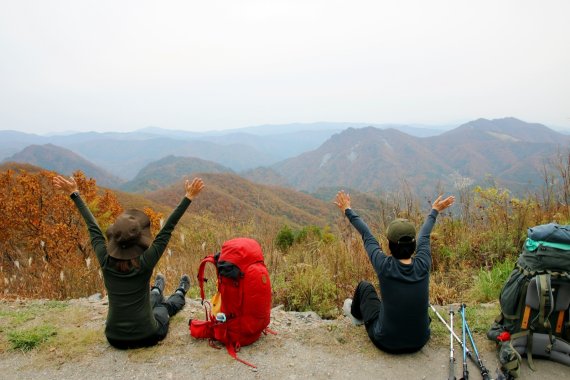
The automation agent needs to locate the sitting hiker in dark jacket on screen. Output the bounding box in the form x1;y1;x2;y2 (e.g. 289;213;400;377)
335;190;455;353
53;175;205;349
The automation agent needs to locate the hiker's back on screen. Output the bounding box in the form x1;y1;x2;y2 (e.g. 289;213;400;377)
103;266;157;340
376;258;430;351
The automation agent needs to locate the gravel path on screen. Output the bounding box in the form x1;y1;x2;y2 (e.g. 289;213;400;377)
0;299;567;379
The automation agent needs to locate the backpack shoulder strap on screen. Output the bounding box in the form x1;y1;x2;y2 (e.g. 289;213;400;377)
537;274;554;328
197;255;217;301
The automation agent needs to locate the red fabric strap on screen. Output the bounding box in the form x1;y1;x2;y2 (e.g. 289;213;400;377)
197;255;216;300
226;343;256;368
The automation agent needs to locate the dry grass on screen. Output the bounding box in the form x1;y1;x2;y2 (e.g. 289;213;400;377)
2;169;570;315
428;303;500;346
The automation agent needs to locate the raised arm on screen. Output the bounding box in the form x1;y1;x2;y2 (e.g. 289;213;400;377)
143;177;205;267
335;190;386;268
415;194;455;268
52;175;78;195
185;177;205;201
52;175;107;264
432;194;455;213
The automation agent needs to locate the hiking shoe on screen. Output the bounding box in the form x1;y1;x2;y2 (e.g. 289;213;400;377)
176;274;191;295
152;273;165;295
343;298;364;326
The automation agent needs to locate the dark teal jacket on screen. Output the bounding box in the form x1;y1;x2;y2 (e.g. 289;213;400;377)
345;208;439;351
73;195;191;341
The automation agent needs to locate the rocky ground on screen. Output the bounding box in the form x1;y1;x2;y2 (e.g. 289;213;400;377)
0;297;568;380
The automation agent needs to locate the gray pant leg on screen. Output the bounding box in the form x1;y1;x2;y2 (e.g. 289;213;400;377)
152;292;186;340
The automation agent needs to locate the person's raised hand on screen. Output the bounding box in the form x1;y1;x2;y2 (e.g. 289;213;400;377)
334;190;351;212
185;177;204;200
52;175;78;195
432;194;455;212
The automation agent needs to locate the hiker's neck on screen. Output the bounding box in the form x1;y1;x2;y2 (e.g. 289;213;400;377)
399;258;412;265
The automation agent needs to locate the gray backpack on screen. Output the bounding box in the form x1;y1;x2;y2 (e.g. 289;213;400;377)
487;224;570;377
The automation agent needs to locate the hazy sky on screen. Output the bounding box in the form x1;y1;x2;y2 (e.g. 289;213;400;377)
1;0;569;134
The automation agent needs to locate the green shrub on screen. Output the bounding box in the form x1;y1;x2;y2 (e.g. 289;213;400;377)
470;258;516;302
295;225;322;243
321;231;336;244
275;225;295;251
273;264;338;318
8;325;57;351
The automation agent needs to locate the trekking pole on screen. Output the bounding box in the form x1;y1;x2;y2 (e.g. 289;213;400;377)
429;304;478;366
460;304;469;380
464;314;491;380
449;306;456;380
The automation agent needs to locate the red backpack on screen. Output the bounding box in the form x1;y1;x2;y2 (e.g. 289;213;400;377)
189;238;273;367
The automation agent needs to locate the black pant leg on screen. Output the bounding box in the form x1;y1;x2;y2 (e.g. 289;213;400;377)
352;280;382;323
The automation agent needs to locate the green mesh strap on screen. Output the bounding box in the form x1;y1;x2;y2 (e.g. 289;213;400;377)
503;360;519;370
500;340;522;378
545;275;554;328
545;336;554;354
537;274;554;327
510;330;529;340
527;331;536;371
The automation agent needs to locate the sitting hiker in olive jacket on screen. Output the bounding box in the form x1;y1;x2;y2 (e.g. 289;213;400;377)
335;190;455;353
53;175;205;349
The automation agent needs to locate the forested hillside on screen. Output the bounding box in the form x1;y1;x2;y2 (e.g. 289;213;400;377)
4;144;124;188
120;155;233;192
271;118;570;194
2;158;569;316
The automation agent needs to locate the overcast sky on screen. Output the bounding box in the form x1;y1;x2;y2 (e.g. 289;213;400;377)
1;0;569;134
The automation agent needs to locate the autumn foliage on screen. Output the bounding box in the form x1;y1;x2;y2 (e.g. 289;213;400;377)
2;163;570;316
0;169;123;299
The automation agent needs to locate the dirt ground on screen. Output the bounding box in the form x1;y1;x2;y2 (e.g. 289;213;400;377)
0;298;568;380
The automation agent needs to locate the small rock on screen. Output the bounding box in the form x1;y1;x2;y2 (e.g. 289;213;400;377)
88;293;102;302
272;304;285;312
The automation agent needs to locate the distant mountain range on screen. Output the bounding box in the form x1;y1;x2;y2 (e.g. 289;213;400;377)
268;118;569;194
0;122;445;179
2;118;568;196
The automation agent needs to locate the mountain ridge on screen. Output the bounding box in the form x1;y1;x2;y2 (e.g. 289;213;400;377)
3;144;124;188
3;117;567;196
268;118;570;194
120;155;233;193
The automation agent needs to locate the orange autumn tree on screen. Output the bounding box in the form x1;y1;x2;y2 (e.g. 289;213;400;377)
0;169;122;299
